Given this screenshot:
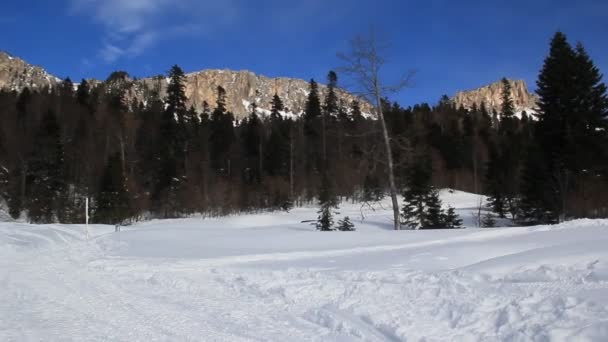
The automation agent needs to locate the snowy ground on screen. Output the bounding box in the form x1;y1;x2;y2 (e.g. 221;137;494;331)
2;190;608;341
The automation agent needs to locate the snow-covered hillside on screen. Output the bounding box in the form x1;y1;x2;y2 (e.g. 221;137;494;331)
2;191;608;341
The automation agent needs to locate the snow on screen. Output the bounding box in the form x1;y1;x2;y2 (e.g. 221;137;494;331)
2;190;608;341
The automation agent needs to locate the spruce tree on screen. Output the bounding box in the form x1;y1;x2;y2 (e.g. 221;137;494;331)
442;206;463;228
336;216;355;231
26;110;65;223
401;153;432;229
533;31;608;220
304;79;322;136
210;86;235;173
482;211;496;228
423;189;444;229
95;153;131;225
266;94;289;177
316;171;338;231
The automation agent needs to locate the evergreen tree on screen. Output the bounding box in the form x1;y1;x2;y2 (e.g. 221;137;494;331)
336;216;355;231
26;110;65;223
518;144;557;225
210;86;235;173
166;65;188;125
423;189;444;229
442;206;463;228
400;153;432;229
94;153;130;224
266;94;289;177
316;171;339;231
304;79;322;136
482;211;496;228
533;31;608;220
485;146;507;218
500;78;515;119
241;105;263;183
76;79;91;109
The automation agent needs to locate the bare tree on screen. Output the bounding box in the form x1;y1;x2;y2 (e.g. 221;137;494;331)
338;30;414;230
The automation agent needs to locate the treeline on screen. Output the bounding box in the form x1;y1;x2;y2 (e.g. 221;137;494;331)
0;31;606;226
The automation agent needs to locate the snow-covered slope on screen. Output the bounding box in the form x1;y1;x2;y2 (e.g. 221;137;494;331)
2;191;608;341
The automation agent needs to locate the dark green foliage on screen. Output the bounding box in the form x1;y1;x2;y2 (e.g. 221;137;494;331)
210;86;236;173
266;94;289;177
517;144;557;225
324;71;338;116
0;34;606;223
94;153;131;225
500;78;515;119
25;110;65;223
485;147;507;218
317;172;339;231
400;153;432;229
423;190;444;228
442;206;463;228
482;211;496;228
362;173;383;202
401;153;462;229
304;79;322;136
336;216;355;231
528;31;608;221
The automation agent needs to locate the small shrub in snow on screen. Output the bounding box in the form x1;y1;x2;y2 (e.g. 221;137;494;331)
337;216;355;231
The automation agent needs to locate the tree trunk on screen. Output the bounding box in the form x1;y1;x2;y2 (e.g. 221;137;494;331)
289;128;294;199
374;80;400;230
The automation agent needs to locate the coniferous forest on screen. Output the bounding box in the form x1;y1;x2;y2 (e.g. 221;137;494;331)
0;31;606;227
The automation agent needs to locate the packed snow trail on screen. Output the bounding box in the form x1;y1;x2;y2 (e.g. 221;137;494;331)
2;191;608;341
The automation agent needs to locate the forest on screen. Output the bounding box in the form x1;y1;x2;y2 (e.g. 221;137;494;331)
0;31;606;228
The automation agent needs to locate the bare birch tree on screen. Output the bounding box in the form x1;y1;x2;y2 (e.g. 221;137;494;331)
338;31;414;230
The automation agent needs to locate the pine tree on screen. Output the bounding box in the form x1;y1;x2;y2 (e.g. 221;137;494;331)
316;171;338;231
304;79;322;136
210;86;235;173
423;189;444;229
336;216;355;231
401;153;432;229
76;79;91;109
482;211;496;228
26;109;65;223
500;78;515;118
241;105;263;183
533;31;608;220
266;94;289;177
442;206;463;228
518;144;557;225
94;153;131;224
485;146;507;218
166;65;188;125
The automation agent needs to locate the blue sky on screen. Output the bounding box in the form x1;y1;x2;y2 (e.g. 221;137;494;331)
1;0;607;106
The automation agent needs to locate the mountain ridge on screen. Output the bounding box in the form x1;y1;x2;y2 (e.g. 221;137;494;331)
1;51;540;118
452;79;538;115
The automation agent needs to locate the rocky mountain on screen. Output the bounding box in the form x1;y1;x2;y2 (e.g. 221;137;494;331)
0;51;59;91
452;79;538;114
137;70;371;118
0;51;370;118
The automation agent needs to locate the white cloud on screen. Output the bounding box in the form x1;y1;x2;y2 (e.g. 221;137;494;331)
99;43;124;63
69;0;239;62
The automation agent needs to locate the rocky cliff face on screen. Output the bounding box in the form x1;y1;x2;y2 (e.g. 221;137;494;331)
0;51;370;118
137;69;370;118
0;51;59;91
452;79;538;114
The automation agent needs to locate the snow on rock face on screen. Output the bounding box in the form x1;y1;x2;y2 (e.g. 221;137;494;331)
3;192;608;340
139;69;372;119
0;51;372;120
0;51;59;91
452;79;539;116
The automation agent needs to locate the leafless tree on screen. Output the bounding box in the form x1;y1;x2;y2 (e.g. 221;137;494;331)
338;30;414;230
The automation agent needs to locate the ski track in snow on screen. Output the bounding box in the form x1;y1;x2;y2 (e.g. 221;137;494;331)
2;191;608;341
